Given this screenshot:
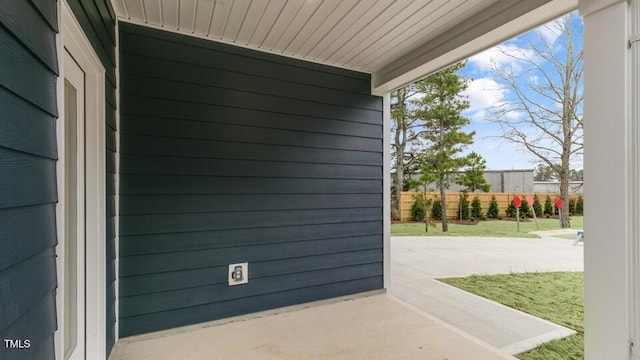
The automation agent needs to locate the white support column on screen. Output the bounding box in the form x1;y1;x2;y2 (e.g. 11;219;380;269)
579;0;633;359
630;1;640;358
382;92;391;290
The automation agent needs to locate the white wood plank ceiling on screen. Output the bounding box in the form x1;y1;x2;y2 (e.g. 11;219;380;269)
112;0;498;71
111;0;576;92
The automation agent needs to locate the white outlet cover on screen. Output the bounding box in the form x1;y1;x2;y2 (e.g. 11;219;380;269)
228;263;249;286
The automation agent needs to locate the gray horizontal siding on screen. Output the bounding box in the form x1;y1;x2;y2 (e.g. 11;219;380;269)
66;0;117;354
0;1;58;359
119;22;383;337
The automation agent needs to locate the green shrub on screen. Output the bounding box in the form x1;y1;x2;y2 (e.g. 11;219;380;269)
487;195;499;219
533;194;543;216
411;195;426;221
520;196;532;218
457;193;470;220
505;200;517;218
569;198;577;215
576;195;584;215
471;196;483;220
544;196;553;216
431;196;442;220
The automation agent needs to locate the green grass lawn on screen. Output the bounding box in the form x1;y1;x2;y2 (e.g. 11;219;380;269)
392;217;583;237
440;272;584;360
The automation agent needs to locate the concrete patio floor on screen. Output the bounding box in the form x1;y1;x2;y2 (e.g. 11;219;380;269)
110;231;581;359
390;231;583;355
110;293;515;360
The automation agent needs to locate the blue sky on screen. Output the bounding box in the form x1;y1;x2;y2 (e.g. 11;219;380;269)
456;13;583;171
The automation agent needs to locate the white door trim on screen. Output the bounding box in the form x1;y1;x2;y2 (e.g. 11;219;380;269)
61;49;86;360
56;1;107;359
382;92;391;290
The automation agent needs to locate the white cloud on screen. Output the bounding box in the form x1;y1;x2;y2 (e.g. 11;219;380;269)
535;19;563;45
461;77;516;121
468;44;534;72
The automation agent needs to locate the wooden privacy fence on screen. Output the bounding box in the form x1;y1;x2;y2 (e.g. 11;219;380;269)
399;191;582;221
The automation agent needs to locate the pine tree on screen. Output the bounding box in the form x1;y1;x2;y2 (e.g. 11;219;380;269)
487;195;499;219
506;200;517;218
415;62;474;232
456;152;491;192
520;197;533;218
576;195;584;215
533;194;543;216
431;195;442;220
457;192;470;220
411;196;426;221
544;196;553;216
471;196;483;220
569;198;577;215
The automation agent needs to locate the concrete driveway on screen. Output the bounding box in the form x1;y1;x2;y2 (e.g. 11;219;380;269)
390;231;583;355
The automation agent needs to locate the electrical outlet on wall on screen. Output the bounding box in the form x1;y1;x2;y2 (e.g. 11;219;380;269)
228;263;248;286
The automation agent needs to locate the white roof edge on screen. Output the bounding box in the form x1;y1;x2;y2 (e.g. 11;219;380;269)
578;0;624;17
371;0;578;96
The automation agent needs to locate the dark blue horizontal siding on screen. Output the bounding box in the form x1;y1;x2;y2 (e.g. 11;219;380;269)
0;26;57;116
121;74;381;124
120;154;381;179
121;134;383;166
119;263;382;318
0;205;57;271
121;96;382;137
0;248;57;360
119;221;383;256
120;175;382;195
120;248;382;297
119;25;370;94
67;0;117;354
0;295;57;360
121;208;382;237
30;0;57;31
0;148;57;209
121;116;381;152
119;22;383;337
0;87;57;159
0;0;57;72
120;235;382;277
120;194;382;215
119;52;380;111
0;1;58;359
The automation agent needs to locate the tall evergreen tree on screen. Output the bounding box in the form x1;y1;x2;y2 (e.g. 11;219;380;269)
520;196;533;218
457;192;471;220
457;152;491;192
487;195;500;219
533;194;543;216
471;196;483;220
415;62;474;232
544;195;554;216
